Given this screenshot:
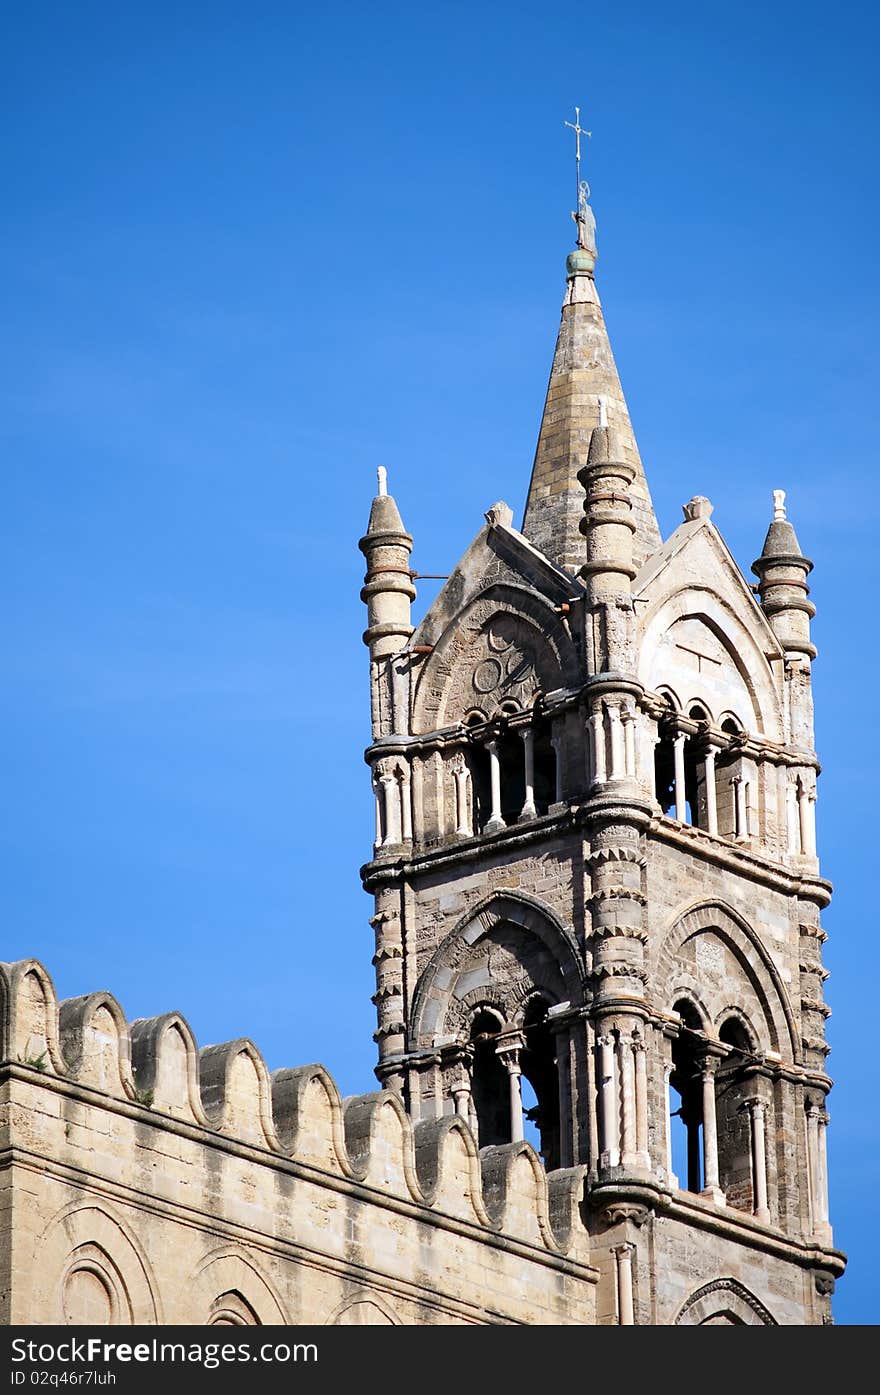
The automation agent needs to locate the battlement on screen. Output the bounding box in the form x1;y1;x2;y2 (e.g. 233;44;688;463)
0;957;599;1324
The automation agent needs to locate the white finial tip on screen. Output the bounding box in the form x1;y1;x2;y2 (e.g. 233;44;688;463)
377;466;388;497
597;395;608;428
773;489;786;521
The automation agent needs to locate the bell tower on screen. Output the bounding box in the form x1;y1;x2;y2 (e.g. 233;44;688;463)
358;178;845;1324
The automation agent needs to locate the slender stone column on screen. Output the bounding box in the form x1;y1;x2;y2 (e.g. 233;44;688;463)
746;1098;771;1223
798;780;817;857
673;733;687;822
551;730;565;805
519;726;537;820
373;778;383;849
496;1034;525;1143
485;740;506;833
379;765;401;846
613;1244;636;1326
816;1109;830;1228
398;765;412;842
433;750;447;839
622;705;637;779
607;701;625;780
619;1032;637;1165
663;1062;677;1186
786;778;799;853
451;755;471;837
590;708;607;784
634;1033;650;1167
700;1056;724;1201
704;746;718;835
453;1085;471;1119
554;1027;573;1169
733;775;748;841
806;1102;820;1232
598;1033;619;1165
411;755;424;843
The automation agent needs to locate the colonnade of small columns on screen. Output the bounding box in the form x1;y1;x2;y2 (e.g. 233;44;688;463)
371;717;564;851
370;710;818;859
652;710;818;858
439;1013;830;1243
806;1100;832;1241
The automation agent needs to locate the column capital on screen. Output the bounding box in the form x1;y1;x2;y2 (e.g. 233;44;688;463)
495;1030;525;1074
611;1241;636;1258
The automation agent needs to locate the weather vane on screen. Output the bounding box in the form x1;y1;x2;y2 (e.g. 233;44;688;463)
564;107;596;254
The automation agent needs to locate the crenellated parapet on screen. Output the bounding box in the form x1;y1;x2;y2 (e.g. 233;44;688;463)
0;958;593;1265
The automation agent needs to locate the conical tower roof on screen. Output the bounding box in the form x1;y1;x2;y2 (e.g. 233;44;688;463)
521;208;661;574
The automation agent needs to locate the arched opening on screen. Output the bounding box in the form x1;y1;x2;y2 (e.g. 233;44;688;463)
670;1000;704;1192
464;716;492;833
653;694;678;816
520;997;560;1170
715;1017;758;1213
208;1290;260;1326
532;714;556;814
469;1010;510;1147
496;726;526;826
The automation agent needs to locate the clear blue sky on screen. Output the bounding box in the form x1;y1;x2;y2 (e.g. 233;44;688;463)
3;1;877;1323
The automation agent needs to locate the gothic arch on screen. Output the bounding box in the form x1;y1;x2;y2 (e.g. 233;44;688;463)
675;1278;777;1326
412;584;579;733
189;1247;288;1326
410;892;584;1047
639;586;783;739
327;1292;400;1325
31;1202;161;1324
656;901;799;1060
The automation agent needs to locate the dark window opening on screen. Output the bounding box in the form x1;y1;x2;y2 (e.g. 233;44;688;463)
670;1000;704;1193
654;733;676;815
470;1011;510;1147
520;997;561;1171
497;730;526;826
532;718;556;814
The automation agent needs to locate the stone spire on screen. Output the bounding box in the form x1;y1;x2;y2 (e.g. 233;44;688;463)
521;206;661;575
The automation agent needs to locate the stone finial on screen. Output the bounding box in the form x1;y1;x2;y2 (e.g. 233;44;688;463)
377;466;388;497
683;496;714;522
484;501;514;529
773;489;786;521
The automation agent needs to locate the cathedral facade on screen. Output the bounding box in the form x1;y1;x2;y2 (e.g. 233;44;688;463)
0;199;845;1325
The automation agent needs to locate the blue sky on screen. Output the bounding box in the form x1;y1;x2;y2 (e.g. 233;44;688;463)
3;2;877;1323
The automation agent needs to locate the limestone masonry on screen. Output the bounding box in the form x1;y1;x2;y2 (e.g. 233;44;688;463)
0;197;846;1325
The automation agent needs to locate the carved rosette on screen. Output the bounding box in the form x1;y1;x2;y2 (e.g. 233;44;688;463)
586;824;648;1001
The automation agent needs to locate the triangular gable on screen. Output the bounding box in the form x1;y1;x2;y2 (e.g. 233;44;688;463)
409;509;582;652
635;518;783;661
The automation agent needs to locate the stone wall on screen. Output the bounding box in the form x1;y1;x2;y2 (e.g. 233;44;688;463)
0;958;597;1326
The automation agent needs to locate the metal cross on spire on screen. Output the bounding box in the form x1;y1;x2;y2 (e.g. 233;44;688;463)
564;106;591;206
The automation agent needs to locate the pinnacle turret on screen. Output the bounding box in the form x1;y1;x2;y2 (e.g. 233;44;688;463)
751;489;816;661
358;468;415;662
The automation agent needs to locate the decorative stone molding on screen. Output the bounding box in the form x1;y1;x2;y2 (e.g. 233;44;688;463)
586;887;647;906
584;845;648;868
675;1277;777;1326
603;1203;650;1227
588;924;649;944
